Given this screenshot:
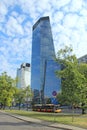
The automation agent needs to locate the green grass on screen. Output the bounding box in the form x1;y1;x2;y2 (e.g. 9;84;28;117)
5;110;87;129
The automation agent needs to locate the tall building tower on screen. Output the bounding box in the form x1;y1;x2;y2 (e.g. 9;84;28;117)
17;63;31;89
78;54;87;63
31;16;61;104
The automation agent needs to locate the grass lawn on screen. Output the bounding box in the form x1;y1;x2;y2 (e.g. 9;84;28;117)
5;110;87;129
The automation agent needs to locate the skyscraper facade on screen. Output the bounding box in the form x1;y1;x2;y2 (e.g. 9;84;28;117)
17;63;31;89
31;16;61;104
78;54;87;63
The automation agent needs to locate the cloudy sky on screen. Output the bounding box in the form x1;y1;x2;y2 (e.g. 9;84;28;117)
0;0;87;78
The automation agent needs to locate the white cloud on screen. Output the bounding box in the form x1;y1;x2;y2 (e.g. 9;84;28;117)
0;1;7;22
10;37;31;63
0;0;87;78
63;13;79;28
52;11;64;24
80;8;87;16
18;0;38;19
0;56;17;78
23;21;32;36
11;11;19;18
50;0;71;9
17;15;26;24
69;0;83;12
2;0;17;7
6;16;24;36
35;0;51;12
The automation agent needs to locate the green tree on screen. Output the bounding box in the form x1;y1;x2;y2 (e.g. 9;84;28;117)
55;46;86;114
25;85;33;110
77;63;87;114
0;72;15;109
13;88;26;110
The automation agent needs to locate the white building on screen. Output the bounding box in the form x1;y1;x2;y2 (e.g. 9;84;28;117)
17;63;31;89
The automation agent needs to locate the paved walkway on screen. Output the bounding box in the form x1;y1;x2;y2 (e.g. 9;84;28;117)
0;111;87;130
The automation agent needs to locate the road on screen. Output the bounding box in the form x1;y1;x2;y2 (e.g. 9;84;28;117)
0;112;63;130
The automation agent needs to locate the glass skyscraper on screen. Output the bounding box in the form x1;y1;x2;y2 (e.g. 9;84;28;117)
31;16;61;104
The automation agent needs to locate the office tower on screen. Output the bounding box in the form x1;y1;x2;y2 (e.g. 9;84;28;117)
31;16;61;104
78;54;87;63
17;63;31;89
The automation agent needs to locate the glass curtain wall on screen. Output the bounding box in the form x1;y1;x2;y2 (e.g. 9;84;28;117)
31;16;61;104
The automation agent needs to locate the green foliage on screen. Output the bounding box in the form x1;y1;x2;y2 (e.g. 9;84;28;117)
13;85;32;110
0;72;16;108
55;46;87;109
14;88;26;106
0;72;33;110
77;63;87;106
25;85;33;98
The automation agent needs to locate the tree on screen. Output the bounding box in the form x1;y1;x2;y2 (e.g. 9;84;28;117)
13;88;26;110
77;63;87;114
55;46;86;114
25;85;33;110
0;72;15;109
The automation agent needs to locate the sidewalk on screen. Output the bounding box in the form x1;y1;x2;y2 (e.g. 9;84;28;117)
3;111;86;130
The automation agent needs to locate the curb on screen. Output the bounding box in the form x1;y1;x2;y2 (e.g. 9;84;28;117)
6;113;72;130
0;111;86;130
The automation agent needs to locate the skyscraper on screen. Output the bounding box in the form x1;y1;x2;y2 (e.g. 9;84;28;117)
17;63;31;89
78;54;87;63
31;16;61;104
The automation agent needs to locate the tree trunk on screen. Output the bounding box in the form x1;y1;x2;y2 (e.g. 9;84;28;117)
72;105;75;122
82;103;85;114
82;108;85;114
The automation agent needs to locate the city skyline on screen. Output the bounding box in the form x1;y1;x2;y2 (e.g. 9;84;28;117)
0;0;87;78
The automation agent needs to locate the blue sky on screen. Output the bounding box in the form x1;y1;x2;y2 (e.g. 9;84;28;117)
0;0;87;78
